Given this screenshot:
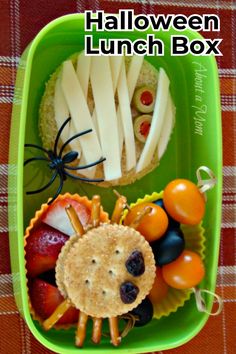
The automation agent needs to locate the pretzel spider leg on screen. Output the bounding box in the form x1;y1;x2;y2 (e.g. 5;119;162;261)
92;317;103;344
65;204;85;236
75;311;89;347
111;194;128;224
43;298;72;331
109;317;121;346
91;195;101;227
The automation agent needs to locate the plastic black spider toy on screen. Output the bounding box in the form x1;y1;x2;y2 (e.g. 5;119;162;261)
24;117;105;204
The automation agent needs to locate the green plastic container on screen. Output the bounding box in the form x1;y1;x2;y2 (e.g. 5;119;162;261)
8;14;222;354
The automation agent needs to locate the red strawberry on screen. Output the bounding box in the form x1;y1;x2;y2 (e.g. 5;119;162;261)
29;278;79;324
26;224;68;277
41;198;91;236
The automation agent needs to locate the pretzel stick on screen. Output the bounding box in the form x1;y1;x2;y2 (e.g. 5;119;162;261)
91;195;101;227
128;206;152;229
65;204;85;236
109;317;121;346
75;311;88;347
43;299;72;330
111;194;128;224
92;317;103;344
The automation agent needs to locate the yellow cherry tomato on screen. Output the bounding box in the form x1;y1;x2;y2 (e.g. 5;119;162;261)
148;267;169;304
163;179;205;225
162;250;205;289
124;202;168;242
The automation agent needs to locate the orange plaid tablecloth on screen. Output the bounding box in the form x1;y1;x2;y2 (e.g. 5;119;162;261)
0;0;235;353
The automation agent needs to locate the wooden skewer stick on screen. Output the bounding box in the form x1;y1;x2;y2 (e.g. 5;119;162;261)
91;195;101;228
65;204;85;236
43;299;72;331
109;317;121;346
75;311;89;347
128;206;152;229
91;317;103;344
112;191;128;224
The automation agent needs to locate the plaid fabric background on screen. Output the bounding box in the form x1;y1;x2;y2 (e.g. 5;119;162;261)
0;0;235;353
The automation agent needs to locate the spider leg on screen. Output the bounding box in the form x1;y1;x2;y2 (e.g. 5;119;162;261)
47;172;64;205
59;129;92;157
26;171;57;195
54;117;71;155
24;143;49;155
64;170;104;183
64;157;106;170
24;156;49;166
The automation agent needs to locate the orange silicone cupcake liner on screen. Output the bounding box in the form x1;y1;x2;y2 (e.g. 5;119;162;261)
122;191;206;320
24;193;109;329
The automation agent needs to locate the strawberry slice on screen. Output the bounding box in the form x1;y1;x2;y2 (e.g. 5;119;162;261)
25;224;68;277
41;198;91;236
29;278;79;324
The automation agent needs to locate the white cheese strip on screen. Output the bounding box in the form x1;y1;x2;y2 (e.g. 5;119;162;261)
158;93;175;160
76;51;91;98
109;56;123;158
117;59;136;171
136;68;170;173
61;60;102;170
75;52;97;178
110;56;123;91
127;55;144;100
90;56;122;181
92;56;123;144
118;55;144;153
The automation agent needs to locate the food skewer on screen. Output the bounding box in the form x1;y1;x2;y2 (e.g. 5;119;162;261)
128;206;152;229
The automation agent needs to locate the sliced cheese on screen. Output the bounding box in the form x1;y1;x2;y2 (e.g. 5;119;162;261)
136;68;170;173
110;56;123;91
75;52;97;178
76;51;91;98
91;56;123;144
109;56;123;157
61;60;102;170
90;56;122;181
158;93;175;160
117;59;136;171
127;55;144;100
118;55;144;153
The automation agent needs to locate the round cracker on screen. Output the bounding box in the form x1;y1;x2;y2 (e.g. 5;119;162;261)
39;54;160;187
62;224;156;318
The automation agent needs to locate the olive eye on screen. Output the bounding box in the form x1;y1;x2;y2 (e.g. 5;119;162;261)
125;250;145;277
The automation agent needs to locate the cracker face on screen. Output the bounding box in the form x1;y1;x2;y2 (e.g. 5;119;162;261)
60;224;156;318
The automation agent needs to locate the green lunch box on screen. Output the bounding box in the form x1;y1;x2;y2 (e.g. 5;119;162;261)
8;13;222;354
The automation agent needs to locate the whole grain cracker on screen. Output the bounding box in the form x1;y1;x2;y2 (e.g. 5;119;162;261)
62;224;156;318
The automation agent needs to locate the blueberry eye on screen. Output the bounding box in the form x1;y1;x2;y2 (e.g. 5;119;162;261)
125;250;145;277
120;281;139;304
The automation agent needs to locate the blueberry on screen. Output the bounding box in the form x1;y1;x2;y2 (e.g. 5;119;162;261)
151;228;185;266
120;281;139;304
125;250;145;277
129;298;153;327
154;199;180;229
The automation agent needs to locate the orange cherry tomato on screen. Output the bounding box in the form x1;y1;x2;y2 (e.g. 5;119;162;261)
163;179;205;225
148;267;169;304
162;250;205;289
124;202;168;242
